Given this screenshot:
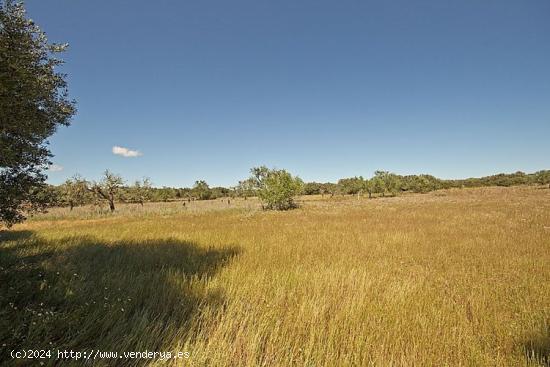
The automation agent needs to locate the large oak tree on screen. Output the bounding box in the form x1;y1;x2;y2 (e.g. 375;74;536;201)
0;1;75;227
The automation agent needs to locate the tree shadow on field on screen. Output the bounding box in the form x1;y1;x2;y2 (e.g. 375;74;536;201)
0;231;241;366
0;230;34;242
523;329;550;367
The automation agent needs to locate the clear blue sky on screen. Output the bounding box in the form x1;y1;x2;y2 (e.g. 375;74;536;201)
26;0;550;187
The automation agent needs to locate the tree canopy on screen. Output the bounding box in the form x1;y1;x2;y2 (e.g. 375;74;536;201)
251;166;303;210
0;1;75;227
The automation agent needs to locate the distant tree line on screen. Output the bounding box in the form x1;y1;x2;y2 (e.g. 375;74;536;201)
303;170;550;197
36;171;234;212
33;169;550;215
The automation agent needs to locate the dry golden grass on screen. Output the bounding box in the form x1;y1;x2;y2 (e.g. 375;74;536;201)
1;186;549;366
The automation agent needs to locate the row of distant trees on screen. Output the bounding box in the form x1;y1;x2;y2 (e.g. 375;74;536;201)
37;169;550;214
308;170;550;197
38;167;305;212
37;172;230;212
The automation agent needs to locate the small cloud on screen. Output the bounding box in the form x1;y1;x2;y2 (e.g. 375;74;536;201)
112;145;142;158
48;164;64;172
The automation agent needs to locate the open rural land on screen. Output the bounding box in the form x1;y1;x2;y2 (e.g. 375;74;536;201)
2;0;550;366
2;186;549;366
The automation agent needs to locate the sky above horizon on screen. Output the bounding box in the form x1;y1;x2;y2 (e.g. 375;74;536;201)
26;0;550;187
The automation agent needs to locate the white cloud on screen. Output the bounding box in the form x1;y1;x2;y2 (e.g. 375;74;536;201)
112;145;142;158
48;164;64;172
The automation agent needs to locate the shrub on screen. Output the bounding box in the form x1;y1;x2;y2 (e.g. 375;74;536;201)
252;167;303;210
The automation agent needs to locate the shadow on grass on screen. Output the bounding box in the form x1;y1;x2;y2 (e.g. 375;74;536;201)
0;230;34;242
0;231;241;366
524;329;550;367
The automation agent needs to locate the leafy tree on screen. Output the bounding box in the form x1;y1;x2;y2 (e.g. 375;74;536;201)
235;178;256;199
397;174;441;193
177;187;192;201
363;179;375;198
88;170;123;212
535;170;550;189
414;175;433;193
337;177;365;196
303;182;323;195
210;186;230;199
35;184;62;208
0;1;76;227
322;183;338;197
372;171;386;197
372;171;401;197
60;175;89;210
127;178;152;206
384;172;401;196
251;167;303;210
192;180;211;200
153;187;176;202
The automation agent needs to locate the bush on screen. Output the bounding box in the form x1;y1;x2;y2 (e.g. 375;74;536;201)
252;167;303;210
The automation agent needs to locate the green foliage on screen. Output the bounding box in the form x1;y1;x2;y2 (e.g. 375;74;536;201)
59;175;90;210
400;174;441;193
210;186;231;199
362;179;373;198
150;187;176;202
300;182;338;197
337;177;365;195
126;178;152;205
192;180;211;200
34;184;62;207
235;178;256;199
372;171;400;197
0;1;75;227
322;183;339;196
251;167;303;210
302;182;319;195
535;170;550;188
329;169;548;199
17;169;550;211
89;170;124;212
370;173;385;197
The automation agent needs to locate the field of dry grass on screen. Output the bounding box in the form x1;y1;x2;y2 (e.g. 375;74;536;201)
1;186;549;366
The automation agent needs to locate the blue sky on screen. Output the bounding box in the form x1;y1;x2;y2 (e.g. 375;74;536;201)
26;0;550;187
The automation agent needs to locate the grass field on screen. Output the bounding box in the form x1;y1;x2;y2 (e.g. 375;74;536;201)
1;186;549;366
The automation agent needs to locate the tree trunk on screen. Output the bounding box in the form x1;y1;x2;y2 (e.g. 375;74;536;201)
108;193;115;212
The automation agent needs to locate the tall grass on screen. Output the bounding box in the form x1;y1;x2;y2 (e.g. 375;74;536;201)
1;186;549;366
